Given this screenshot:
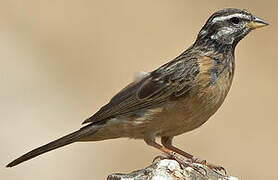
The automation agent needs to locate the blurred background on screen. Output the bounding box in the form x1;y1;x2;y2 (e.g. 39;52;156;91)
1;0;277;179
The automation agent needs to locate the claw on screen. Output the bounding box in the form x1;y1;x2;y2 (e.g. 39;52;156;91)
191;157;206;164
206;163;226;175
190;163;208;176
191;157;227;175
212;165;227;175
152;155;167;163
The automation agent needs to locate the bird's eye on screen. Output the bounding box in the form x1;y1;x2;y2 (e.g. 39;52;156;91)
230;17;240;24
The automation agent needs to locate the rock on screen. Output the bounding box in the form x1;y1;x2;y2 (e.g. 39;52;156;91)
107;158;239;180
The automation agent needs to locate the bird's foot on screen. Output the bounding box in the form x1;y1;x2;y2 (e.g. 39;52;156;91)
191;157;227;175
164;153;207;176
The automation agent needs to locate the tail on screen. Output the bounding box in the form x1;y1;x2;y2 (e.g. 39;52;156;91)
6;124;100;168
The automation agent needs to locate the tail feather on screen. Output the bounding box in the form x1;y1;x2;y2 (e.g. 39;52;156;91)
6;124;99;168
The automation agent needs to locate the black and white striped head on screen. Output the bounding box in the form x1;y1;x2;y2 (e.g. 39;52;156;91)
197;9;268;46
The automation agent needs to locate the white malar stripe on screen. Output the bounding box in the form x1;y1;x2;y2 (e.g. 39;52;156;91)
212;13;250;23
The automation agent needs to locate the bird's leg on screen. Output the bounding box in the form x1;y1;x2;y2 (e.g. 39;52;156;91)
144;136;206;175
144;136;177;158
161;136;226;175
161;136;193;159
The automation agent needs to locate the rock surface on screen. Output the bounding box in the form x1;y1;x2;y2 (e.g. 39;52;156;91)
107;158;239;180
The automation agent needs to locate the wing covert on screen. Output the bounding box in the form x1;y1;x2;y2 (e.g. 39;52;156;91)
82;57;199;124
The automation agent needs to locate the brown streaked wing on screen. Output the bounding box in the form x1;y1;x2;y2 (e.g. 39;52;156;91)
82;57;200;124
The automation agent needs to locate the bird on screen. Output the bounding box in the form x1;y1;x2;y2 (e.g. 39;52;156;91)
7;8;268;170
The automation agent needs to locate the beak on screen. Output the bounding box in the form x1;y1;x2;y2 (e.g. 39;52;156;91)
246;16;269;29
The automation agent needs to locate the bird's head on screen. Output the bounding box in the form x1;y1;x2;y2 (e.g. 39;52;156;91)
196;8;268;47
